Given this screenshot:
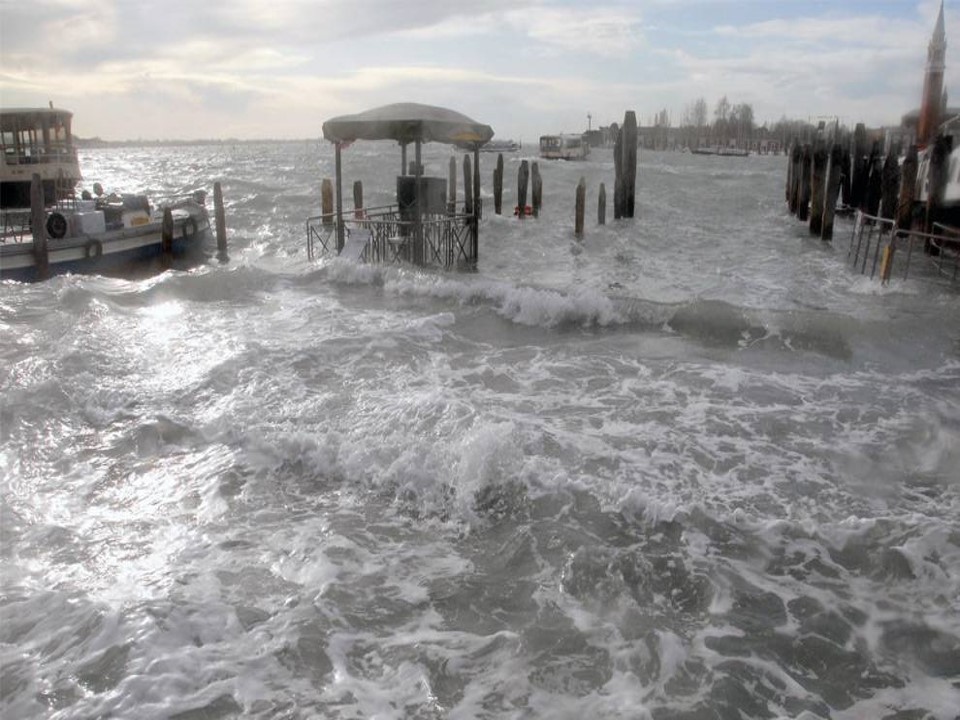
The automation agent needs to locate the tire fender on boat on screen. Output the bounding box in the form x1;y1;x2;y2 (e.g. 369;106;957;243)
182;216;198;240
84;238;103;259
46;212;68;239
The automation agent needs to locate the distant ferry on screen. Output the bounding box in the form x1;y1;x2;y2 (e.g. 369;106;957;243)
481;139;520;153
539;134;589;160
1;106;81;208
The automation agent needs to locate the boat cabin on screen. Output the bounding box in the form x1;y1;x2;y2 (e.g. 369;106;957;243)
1;107;81;208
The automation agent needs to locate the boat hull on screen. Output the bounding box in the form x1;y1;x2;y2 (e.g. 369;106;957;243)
0;209;212;282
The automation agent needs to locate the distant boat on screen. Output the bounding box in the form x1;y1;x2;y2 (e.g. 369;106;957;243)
1;107;81;209
692;146;749;157
482;139;520;153
539;134;589;160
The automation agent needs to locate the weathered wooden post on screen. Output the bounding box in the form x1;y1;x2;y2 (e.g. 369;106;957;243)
613;126;623;220
472;146;480;261
531;162;542;217
821;144;843;241
879;148;901;221
335;142;344;252
850;123;868;210
448;156;457;214
621;111;638;218
897;144;919;231
161;207;174;257
321;178;334;226
840;148;852;208
463;154;473;216
353;180;364;219
809;141;828;235
213;181;228;261
575;177;586;238
517;160;529;218
789;143;802;214
30;174;49;279
785;140;795;203
493;153;503;215
925;134;952;233
864;145;883;218
797;145;812;222
598;183;606;225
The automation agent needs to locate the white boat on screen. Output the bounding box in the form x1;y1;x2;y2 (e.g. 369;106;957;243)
539;134;589;160
481;139;520;153
1;107;81;209
1;192;213;282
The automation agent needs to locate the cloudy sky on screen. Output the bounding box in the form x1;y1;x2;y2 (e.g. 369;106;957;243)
0;0;955;141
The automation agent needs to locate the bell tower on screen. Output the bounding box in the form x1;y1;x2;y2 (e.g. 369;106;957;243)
918;1;947;146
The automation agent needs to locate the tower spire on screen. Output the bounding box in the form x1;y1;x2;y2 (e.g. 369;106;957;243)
918;1;948;146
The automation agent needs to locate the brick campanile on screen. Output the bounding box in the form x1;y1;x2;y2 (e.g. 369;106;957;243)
918;1;947;146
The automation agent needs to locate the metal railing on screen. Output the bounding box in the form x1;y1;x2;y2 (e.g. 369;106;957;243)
306;201;478;269
848;211;960;285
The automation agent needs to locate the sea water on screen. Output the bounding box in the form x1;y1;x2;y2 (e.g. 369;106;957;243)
1;142;959;719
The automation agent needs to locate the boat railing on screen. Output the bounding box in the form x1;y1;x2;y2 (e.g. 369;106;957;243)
0;209;32;244
848;210;960;285
306;202;478;268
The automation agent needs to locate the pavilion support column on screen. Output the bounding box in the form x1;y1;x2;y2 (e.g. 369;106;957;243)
473;146;480;263
413;140;423;265
335;141;344;252
401;143;408;177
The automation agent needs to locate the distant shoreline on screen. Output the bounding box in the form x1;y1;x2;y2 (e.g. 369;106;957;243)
75;137;317;148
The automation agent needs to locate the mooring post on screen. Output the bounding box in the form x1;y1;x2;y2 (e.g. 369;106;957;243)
517;160;529;219
353;180;364;219
897;144;919;231
473;146;480;259
789;143;802;215
598;183;606;225
321;178;334;226
879;148;901;222
785;140;795;203
809;141;828;235
925;134;952;233
493;153;503;215
575;177;586;238
463;154;473;216
335;142;344;252
797;145;812;222
850;123;868;209
448;156;457;214
614;127;623;219
840;147;852;208
30;173;49;279
864;144;883;218
821;144;843;241
621;111;638;218
531;162;542;217
213;181;228;261
161;207;174;257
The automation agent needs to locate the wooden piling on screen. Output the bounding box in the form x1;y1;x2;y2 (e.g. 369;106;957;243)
925;134;952;232
850;123;868;210
797;145;812;222
864;144;883;218
463;154;473;216
897;144;919;231
785;140;795;203
321;178;334;225
448;156;457;213
161;207;174;256
840;148;852;208
531;162;542;217
821;143;843;241
575;177;586;238
353;180;364;219
598;183;606;225
879;149;901;221
788;143;802;214
517;160;529;219
493;153;503;215
213;181;228;261
30;174;49;279
809;141;828;235
621;111;638;218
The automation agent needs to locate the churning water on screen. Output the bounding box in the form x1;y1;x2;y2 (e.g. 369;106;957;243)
2;142;959;719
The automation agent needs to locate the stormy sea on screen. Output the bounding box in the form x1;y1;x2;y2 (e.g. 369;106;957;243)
2;141;959;719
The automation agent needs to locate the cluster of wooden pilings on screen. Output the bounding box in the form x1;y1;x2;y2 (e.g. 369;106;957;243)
785;122;922;241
